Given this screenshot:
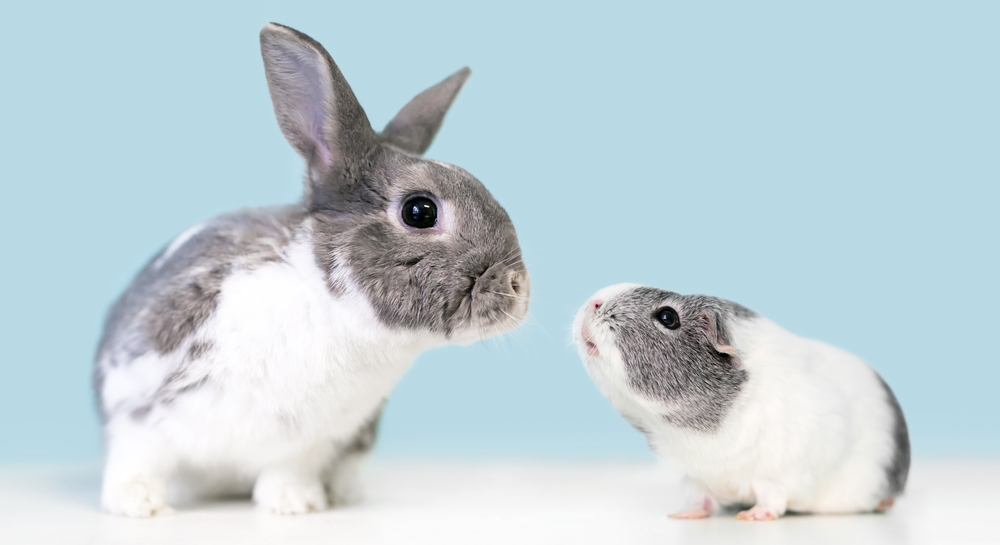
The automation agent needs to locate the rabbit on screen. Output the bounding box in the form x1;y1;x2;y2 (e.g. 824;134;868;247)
94;22;530;517
572;284;908;521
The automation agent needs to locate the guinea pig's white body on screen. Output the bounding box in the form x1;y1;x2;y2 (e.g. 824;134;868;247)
576;284;907;520
641;318;895;514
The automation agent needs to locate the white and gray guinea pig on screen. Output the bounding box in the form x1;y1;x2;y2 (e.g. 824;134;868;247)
94;23;529;517
573;284;908;521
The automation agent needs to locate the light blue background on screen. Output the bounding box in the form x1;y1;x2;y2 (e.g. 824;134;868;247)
1;1;997;463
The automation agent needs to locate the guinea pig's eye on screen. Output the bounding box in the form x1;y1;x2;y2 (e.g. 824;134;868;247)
655;307;681;330
401;196;438;229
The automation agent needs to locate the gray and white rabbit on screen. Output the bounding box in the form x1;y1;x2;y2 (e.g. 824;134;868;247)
573;284;908;521
94;23;529;517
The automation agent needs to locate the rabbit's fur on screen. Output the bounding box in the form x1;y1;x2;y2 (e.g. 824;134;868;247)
95;23;529;517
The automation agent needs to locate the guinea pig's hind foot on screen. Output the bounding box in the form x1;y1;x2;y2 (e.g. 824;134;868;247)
669;507;713;519
875;498;895;513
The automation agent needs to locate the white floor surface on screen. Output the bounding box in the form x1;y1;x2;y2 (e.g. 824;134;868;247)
0;460;996;545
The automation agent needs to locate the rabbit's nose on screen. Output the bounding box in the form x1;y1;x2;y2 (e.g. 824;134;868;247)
506;270;528;297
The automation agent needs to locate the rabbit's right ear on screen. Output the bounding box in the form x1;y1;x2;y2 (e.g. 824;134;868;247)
260;23;377;204
381;67;471;155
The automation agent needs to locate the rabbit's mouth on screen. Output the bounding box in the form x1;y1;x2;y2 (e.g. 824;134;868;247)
451;265;530;346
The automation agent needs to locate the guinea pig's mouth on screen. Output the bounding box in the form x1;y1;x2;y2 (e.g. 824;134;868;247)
580;324;601;357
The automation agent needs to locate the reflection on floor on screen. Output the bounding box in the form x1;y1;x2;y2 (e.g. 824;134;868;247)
0;460;995;545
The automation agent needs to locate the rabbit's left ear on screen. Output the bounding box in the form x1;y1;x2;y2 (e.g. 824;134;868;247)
259;23;378;204
381;67;471;155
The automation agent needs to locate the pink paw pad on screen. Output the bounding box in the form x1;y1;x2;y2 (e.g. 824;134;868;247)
669;498;715;520
736;507;778;521
669;508;713;520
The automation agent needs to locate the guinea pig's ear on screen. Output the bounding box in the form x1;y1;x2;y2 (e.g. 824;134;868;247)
381;67;471;155
260;23;378;206
699;310;741;366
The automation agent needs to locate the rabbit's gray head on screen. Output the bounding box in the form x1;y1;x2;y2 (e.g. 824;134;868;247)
260;23;528;343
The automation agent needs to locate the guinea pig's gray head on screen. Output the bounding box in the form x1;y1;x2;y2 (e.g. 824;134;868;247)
573;284;753;432
260;23;529;344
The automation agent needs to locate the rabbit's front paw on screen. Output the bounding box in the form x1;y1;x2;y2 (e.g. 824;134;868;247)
101;477;171;517
254;473;327;515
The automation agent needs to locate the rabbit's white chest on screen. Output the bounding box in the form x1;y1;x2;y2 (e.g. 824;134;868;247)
163;238;439;467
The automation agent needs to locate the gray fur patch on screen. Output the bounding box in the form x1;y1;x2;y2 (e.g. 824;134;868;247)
600;287;752;432
102;206;305;357
876;374;910;497
129;405;153;421
187;340;213;361
129;366;211;423
145;262;231;355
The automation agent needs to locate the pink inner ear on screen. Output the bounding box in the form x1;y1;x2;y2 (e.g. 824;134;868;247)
264;36;336;173
716;343;741;366
699;310;742;367
284;48;334;168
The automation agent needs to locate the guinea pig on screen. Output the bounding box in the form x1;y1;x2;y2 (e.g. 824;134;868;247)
572;284;909;521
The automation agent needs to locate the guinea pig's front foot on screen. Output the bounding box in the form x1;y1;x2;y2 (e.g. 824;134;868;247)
735;482;786;521
735;506;779;521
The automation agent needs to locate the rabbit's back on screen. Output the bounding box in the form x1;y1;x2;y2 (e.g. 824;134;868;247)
95;205;308;419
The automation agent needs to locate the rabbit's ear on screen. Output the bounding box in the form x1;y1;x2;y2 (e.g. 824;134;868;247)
381;67;471;155
260;23;377;200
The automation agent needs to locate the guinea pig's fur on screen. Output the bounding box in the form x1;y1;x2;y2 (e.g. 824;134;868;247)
573;284;909;521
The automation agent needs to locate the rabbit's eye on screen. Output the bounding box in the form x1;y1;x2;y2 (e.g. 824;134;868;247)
655;307;680;330
401;196;438;229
